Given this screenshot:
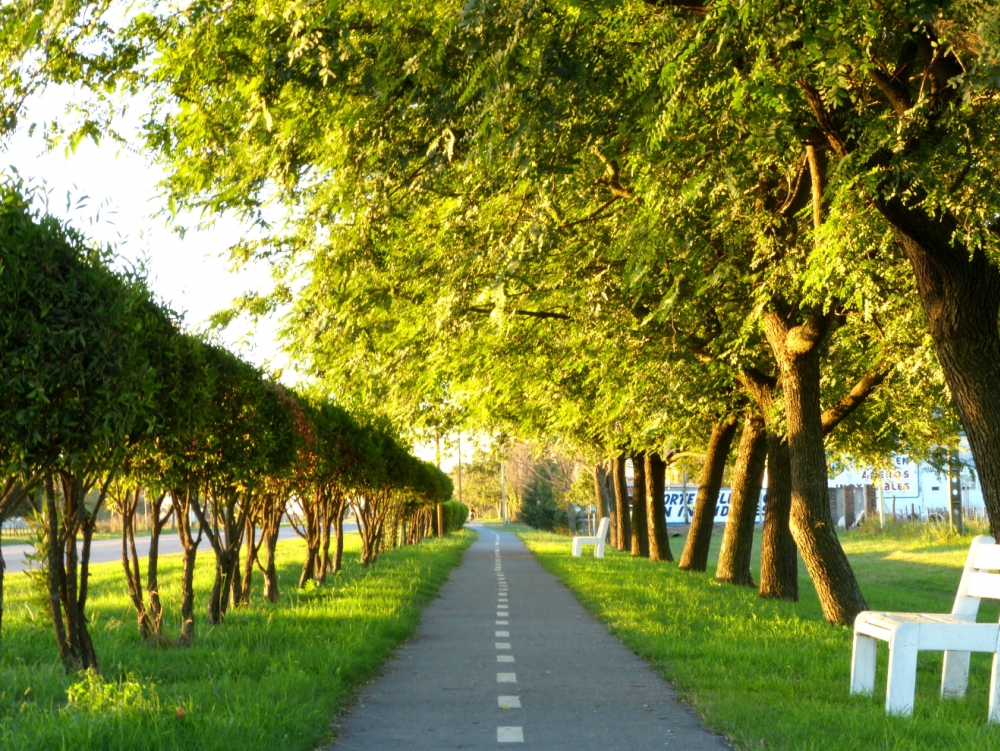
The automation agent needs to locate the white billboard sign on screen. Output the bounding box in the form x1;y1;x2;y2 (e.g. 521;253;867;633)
663;486;765;526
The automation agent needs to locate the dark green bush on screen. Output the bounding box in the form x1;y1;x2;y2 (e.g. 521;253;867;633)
442;501;469;532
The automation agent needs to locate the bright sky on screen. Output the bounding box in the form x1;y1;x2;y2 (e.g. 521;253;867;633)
1;84;288;375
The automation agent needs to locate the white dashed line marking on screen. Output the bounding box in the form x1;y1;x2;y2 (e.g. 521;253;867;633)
496;631;509;637
496;620;508;625
497;673;517;683
496;642;511;649
498;696;521;709
497;726;524;742
497;655;515;662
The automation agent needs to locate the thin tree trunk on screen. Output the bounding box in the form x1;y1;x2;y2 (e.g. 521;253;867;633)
332;499;346;574
645;453;672;562
147;493;168;641
759;437;798;600
630;453;649;557
716;415;767;586
764;310;867;625
612;455;631;552
0;532;4;644
175;489;200;647
679;418;738;572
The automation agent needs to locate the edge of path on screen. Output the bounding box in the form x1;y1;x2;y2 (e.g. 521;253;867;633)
324;526;480;741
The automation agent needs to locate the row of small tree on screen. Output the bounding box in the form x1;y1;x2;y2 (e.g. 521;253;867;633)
0;184;453;673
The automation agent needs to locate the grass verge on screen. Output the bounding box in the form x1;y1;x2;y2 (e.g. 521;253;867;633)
512;523;1000;751
0;529;475;751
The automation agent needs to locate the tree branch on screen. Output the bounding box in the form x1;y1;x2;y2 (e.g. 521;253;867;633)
464;306;572;321
821;365;891;435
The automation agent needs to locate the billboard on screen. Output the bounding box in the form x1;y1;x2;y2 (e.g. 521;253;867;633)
663;486;766;525
830;455;920;498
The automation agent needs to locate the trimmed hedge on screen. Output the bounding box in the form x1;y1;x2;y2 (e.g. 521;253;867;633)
442;501;469;533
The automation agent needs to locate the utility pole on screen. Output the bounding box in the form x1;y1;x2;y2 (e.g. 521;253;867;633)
457;434;463;505
877;475;885;530
501;461;507;524
949;449;964;535
435;429;444;538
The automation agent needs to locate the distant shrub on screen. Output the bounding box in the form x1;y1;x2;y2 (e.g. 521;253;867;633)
442;501;469;533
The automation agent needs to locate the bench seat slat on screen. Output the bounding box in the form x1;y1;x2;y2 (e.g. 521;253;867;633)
967;571;1000;600
973;545;1000;571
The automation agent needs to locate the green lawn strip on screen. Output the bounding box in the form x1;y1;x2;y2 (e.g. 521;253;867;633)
0;528;475;751
514;525;1000;751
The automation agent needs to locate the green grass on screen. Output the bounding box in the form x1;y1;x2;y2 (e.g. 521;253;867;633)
0;529;475;750
511;523;1000;751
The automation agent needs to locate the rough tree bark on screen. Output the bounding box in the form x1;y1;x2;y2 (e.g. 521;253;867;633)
716;415;768;586
763;309;868;625
679;418;738;572
645;453;672;562
612;455;631;552
630;453;649;557
759;437;798;600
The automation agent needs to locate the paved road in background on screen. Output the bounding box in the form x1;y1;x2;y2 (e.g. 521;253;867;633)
0;523;358;573
330;524;728;750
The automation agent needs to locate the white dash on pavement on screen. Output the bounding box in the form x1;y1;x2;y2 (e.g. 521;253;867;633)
496;642;511;649
497;655;515;662
497;726;524;743
497;673;517;683
496;620;508;625
496;631;509;637
498;696;521;709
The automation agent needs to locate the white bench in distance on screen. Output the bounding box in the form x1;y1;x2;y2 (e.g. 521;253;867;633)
851;534;1000;721
572;517;610;559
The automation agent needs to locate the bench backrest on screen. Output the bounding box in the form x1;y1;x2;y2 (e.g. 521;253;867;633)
596;517;610;542
953;535;1000;618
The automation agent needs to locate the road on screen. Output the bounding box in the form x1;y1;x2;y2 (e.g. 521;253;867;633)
0;523;357;573
330;525;728;749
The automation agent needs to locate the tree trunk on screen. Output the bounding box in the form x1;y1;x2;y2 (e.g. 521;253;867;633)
612;455;630;552
679;418;738;572
0;533;4;644
759;437;798;601
436;502;444;539
333;505;345;574
147;493;168;641
263;529;280;603
120;490;151;640
645;453;672;562
630;453;649;557
764;311;867;625
716;415;767;586
175;489;200;647
874;200;1000;539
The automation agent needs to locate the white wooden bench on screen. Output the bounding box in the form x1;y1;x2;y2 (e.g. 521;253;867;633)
851;535;1000;720
572;517;610;559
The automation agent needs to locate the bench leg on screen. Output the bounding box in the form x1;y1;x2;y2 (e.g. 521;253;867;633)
941;650;971;699
886;626;919;717
851;633;877;696
572;540;582;557
989;652;1000;724
594;541;604;559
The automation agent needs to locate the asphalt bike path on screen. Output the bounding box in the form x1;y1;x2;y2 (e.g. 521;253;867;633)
331;525;729;749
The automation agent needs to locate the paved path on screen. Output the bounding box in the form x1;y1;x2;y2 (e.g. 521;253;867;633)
331;525;729;749
0;524;357;573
